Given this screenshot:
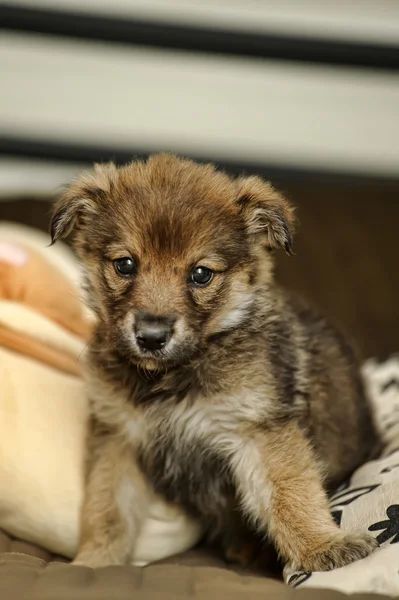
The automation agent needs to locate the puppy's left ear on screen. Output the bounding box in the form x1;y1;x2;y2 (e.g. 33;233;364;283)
50;163;117;244
236;176;295;255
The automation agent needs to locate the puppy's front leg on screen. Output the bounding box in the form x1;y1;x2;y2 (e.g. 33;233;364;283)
232;422;378;572
74;421;149;568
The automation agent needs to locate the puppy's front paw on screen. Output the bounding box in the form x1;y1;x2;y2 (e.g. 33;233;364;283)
291;532;379;572
73;550;123;569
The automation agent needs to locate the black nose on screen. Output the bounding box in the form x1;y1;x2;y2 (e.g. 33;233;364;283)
135;313;176;352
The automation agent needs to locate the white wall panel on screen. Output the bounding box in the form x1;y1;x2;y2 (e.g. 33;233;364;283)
1;32;399;177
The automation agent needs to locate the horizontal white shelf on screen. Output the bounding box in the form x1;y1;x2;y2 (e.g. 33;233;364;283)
6;0;399;46
1;32;399;177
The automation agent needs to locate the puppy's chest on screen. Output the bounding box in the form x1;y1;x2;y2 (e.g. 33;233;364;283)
129;400;238;517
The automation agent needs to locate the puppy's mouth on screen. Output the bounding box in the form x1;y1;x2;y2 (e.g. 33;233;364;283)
136;356;170;374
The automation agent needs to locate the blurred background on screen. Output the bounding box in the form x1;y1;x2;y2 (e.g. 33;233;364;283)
0;0;398;358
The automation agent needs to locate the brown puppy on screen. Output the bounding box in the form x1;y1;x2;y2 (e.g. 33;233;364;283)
51;154;380;572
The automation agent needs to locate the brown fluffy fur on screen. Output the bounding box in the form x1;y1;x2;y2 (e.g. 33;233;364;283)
51;154;380;572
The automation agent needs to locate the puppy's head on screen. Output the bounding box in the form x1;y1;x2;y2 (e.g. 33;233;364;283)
51;154;294;369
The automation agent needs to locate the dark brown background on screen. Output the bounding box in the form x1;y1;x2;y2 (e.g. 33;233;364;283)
1;181;398;360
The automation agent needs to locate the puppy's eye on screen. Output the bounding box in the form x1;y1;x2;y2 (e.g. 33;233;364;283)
113;257;137;277
189;266;214;286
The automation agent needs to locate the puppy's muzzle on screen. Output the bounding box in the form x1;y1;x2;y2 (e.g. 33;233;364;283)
134;312;177;352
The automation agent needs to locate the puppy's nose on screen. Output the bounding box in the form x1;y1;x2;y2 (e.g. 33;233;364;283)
135;313;176;352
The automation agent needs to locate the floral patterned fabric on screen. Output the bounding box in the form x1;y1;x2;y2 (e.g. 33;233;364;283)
285;356;399;596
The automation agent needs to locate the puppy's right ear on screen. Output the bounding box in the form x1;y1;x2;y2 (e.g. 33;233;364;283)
50;163;117;244
50;191;92;245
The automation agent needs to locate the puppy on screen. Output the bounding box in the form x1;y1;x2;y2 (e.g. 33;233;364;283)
51;154;380;572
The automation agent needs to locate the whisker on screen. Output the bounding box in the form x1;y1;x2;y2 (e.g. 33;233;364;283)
77;334;96;363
